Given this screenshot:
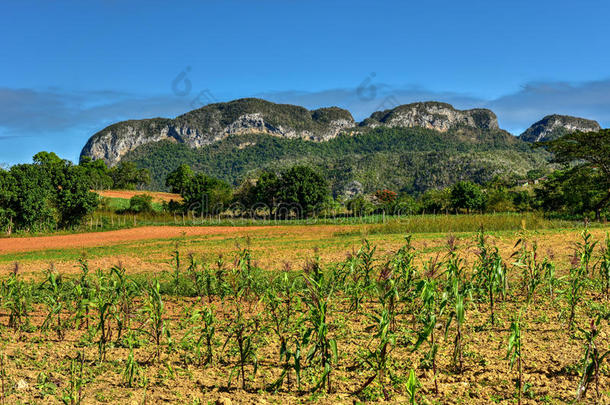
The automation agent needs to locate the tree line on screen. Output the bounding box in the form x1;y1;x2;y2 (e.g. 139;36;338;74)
0;129;608;233
0;153;150;233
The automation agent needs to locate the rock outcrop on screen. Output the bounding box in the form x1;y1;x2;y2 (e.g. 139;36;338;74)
80;99;355;165
359;102;499;131
81;98;603;167
519;114;601;143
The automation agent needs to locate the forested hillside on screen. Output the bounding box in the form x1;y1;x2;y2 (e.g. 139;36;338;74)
123;126;549;195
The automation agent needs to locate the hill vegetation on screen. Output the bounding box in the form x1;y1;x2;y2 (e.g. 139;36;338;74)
122;126;550;194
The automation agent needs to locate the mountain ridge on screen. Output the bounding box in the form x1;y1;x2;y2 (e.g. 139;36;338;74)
81;99;507;166
519;114;601;142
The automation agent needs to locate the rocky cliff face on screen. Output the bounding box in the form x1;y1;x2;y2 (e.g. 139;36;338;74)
80;99;355;165
519;114;601;143
81;98;602;167
359;102;499;131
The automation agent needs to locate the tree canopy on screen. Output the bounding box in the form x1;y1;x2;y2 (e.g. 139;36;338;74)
542;129;610;219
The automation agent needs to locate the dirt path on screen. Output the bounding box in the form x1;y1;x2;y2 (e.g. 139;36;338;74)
0;225;280;253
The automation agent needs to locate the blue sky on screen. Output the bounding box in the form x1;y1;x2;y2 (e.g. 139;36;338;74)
1;0;610;165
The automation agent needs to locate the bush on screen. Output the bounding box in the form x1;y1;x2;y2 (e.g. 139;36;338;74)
127;194;155;214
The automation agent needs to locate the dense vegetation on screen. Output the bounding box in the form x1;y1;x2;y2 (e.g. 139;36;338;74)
123;126;549;194
173;98;354;134
0;152;98;233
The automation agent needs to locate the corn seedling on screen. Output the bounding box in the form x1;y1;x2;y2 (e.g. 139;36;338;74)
600;234;610;298
506;313;523;405
265;272;303;392
91;269;118;362
123;346;144;388
405;368;420;405
413;257;446;395
223;306;261;390
353;266;398;400
1;263;31;331
39;267;67;340
302;257;338;394
565;231;596;331
142;279;166;363
60;351;84;405
576;317;610;402
512;239;545;304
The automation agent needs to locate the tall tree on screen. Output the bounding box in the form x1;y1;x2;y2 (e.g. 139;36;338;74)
450;181;486;214
79;156;113;190
275;166;329;218
542;129;610;220
111;161;150;190
165;164;194;194
181;173;232;216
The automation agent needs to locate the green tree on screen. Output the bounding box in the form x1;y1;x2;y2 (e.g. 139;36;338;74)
346;195;374;216
535;168;603;218
111;162;150;190
275;166;329;218
253;171;280;209
33;154;99;227
165;164;194;194
450;181;486;214
53;165;99;227
181;174;232;216
7;163;56;231
542;129;610;220
419;188;451;214
79;156;113;190
0;169;16;234
126;194;154;214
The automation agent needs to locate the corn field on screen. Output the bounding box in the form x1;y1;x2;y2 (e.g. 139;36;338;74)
0;229;609;404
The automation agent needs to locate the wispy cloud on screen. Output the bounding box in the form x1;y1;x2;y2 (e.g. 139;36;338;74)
0;78;608;157
485;80;610;133
0;87;192;136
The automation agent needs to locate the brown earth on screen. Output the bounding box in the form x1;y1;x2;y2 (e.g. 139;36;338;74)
0;225;273;254
96;190;182;203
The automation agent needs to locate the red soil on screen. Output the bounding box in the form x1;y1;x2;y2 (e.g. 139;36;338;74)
96;190;182;202
0;226;272;253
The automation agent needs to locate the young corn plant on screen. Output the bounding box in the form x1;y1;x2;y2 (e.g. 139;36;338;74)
302;257;338;394
506;313;524;405
357;239;377;289
1;263;32;331
405;369;420;405
353;265;399;400
543;259;559;303
187;254;216;303
171;243;181;294
578;227;598;277
444;239;468;372
512;239;545;304
339;250;366;312
473;233;504;326
265;272;303;392
73;259;93;330
142;279;167;363
60;351;84;405
394;235;418;292
413;257;447;395
600;234;610;298
91;269;118;362
39;267;67;340
445;281;467;372
576;317;610;402
123;346;144;388
110;265;139;342
223;305;261;390
181;306;216;366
